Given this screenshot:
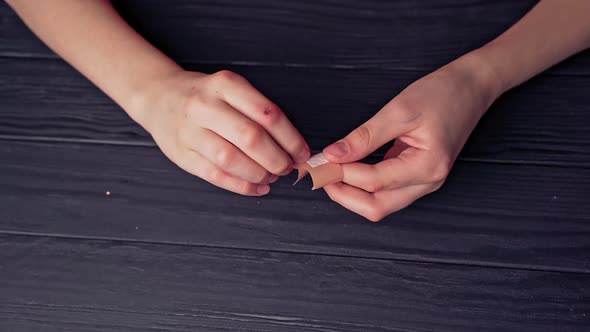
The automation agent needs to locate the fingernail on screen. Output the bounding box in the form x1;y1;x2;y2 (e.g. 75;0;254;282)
257;184;270;195
325;141;348;158
269;174;279;183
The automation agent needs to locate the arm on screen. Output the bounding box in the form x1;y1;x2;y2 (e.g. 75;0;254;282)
6;0;310;195
322;0;590;221
5;0;179;123
478;0;590;93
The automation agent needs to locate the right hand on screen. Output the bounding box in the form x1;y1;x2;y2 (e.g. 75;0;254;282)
132;70;311;196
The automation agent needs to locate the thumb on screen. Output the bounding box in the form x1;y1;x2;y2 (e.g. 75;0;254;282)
323;107;413;163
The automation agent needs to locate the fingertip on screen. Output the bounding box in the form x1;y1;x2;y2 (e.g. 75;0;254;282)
257;184;270;195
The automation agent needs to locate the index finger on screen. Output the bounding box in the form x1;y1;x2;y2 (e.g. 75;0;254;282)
340;148;430;192
216;72;311;164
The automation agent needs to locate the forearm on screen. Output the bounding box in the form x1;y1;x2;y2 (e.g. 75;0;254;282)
5;0;182;123
472;0;590;95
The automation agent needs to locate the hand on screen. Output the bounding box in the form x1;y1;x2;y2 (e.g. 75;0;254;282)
133;70;311;196
322;54;502;221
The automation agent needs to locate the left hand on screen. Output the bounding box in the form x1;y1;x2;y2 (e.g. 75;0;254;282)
322;53;502;221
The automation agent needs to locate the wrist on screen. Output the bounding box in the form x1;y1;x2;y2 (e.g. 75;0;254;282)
124;65;185;131
461;51;504;98
445;51;505;115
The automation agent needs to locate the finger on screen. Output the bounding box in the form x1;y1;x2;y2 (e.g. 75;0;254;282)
196;99;293;175
324;182;431;222
373;183;433;217
215;71;311;164
178;149;271;196
340;148;430;192
183;127;277;184
324;182;379;220
323;102;420;163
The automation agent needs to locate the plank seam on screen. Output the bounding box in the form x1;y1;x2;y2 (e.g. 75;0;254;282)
1;134;589;168
1;52;589;75
1;230;588;275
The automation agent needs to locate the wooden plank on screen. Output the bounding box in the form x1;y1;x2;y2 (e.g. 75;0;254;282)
2;0;589;75
1;140;589;272
1;57;589;165
0;234;589;331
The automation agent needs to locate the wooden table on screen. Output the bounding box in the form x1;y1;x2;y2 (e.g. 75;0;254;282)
1;1;589;330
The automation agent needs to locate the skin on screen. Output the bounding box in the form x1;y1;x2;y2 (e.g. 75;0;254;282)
322;0;590;221
5;0;311;196
6;0;590;220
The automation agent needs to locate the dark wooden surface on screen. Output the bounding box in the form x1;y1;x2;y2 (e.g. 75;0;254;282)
1;1;589;331
2;234;590;332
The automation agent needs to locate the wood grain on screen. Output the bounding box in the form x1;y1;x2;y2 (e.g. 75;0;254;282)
2;0;590;75
1;234;589;331
2;1;590;330
1;57;589;165
1;140;589;272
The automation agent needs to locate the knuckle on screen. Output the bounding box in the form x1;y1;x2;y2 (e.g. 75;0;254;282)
366;206;386;222
240;123;264;149
364;165;384;192
216;148;237;169
430;155;452;182
352;125;372;150
207;167;224;184
395;100;423;124
430;181;445;193
365;180;382;193
258;105;283;127
212;70;242;84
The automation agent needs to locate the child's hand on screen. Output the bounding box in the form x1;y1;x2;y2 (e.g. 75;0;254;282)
322;54;502;221
134;70;311;196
